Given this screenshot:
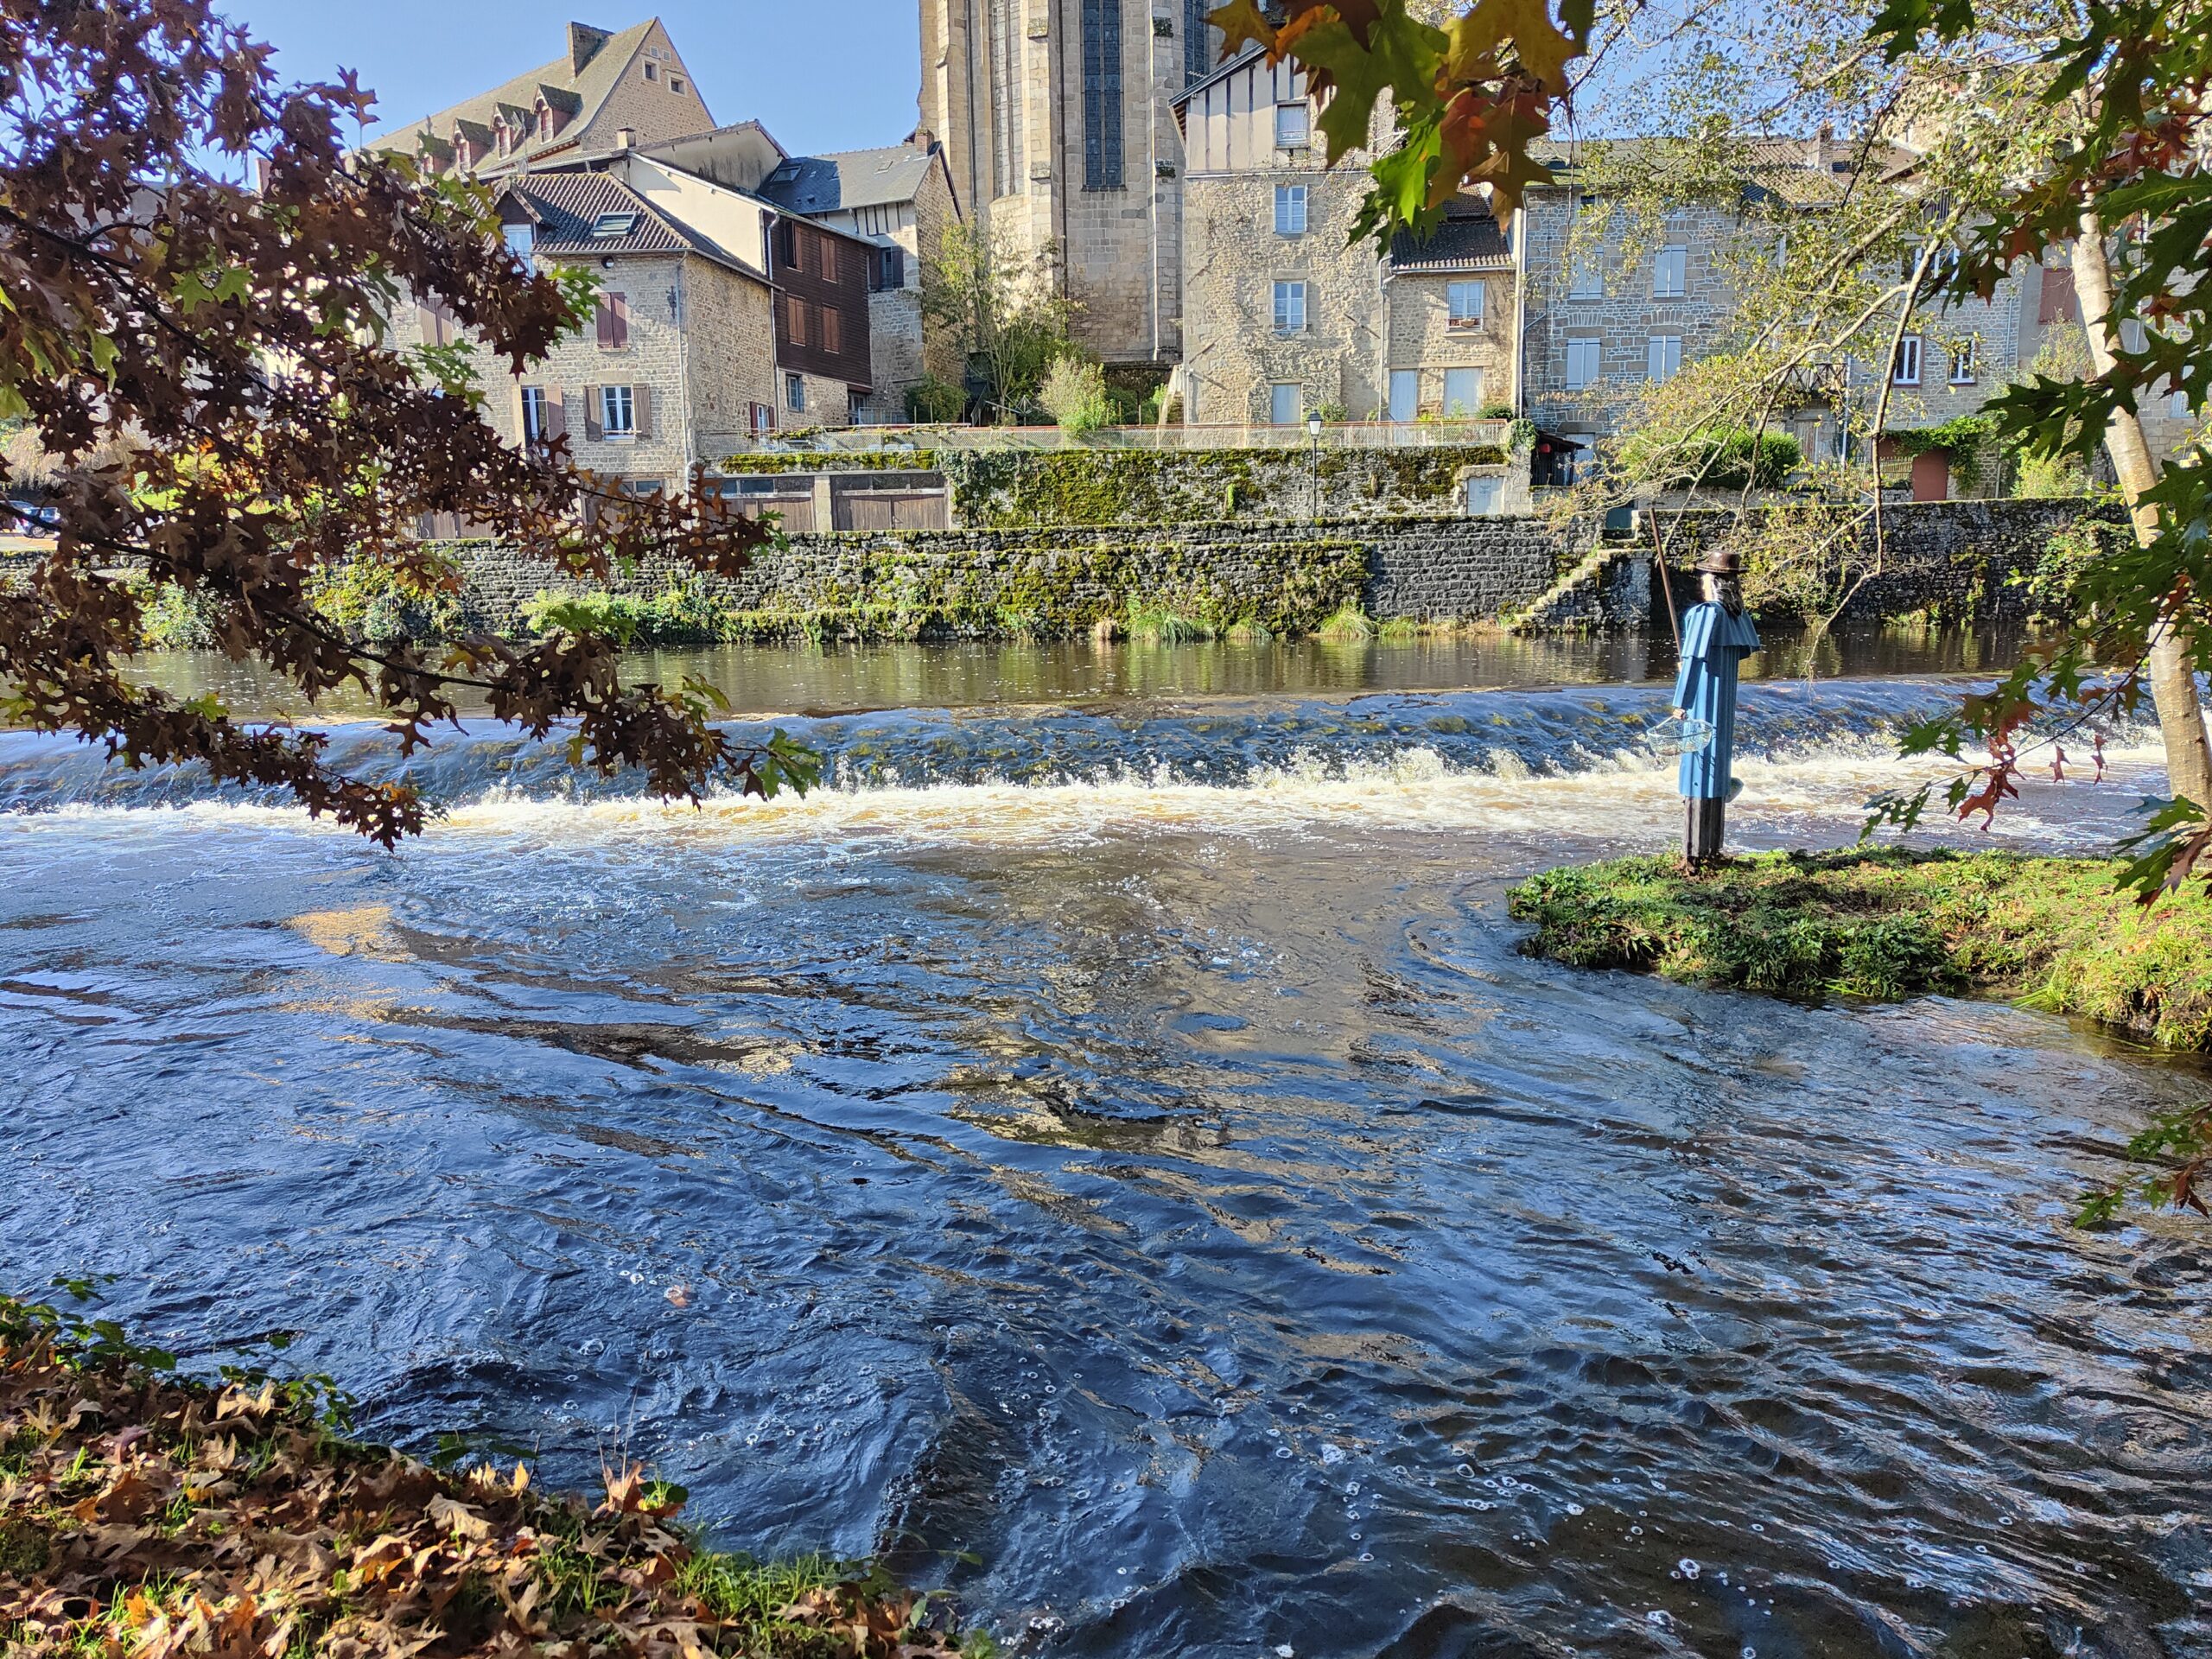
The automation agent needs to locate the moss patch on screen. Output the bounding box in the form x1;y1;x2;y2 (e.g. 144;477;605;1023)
1506;848;2212;1049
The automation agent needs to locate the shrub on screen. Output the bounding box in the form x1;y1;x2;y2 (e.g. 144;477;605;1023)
1619;427;1802;490
904;374;967;423
1039;356;1115;436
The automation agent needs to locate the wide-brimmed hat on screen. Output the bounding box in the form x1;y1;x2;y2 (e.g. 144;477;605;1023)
1694;550;1744;575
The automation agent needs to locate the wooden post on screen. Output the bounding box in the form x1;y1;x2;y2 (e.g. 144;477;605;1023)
1685;797;1726;867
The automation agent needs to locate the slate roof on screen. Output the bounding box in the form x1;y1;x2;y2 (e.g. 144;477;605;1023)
1390;206;1513;272
498;170;760;279
757;145;939;216
1529;136;1915;207
370;20;679;172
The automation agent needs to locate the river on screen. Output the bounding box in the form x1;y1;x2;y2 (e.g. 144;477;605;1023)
2;632;2208;1657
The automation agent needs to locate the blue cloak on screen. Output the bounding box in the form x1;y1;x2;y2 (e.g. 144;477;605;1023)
1671;601;1761;800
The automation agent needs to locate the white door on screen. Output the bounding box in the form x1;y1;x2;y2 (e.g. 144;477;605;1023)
1443;367;1482;416
1270;383;1303;425
1389;370;1418;423
1465;476;1503;515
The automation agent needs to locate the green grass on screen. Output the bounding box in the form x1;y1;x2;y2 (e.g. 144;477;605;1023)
1506;848;2212;1048
1123;601;1217;644
1315;600;1376;641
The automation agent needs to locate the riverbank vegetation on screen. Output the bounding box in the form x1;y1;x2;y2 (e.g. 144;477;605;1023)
0;1290;978;1658
1506;849;2212;1049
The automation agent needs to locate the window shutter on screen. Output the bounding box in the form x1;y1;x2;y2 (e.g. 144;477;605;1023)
632;385;653;439
582;385;603;441
2039;267;2078;324
823;306;841;354
511;382;527;440
609;293;629;349
545;390;566;440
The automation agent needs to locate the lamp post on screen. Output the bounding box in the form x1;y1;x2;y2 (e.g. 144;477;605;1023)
1306;410;1324;524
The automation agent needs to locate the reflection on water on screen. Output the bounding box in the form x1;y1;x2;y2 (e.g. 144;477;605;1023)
121;619;2036;721
1;671;2206;1659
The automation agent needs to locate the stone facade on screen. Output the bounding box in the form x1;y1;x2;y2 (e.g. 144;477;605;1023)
1173;54;1518;432
1519;149;2036;493
918;0;1205;365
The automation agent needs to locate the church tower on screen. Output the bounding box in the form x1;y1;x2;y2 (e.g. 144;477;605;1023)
919;0;1220;365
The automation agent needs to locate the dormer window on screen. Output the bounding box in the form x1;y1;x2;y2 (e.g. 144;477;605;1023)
503;220;535;257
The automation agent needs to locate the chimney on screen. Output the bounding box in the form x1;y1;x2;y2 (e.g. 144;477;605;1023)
569;22;612;75
614;126;635;150
1816;121;1835;169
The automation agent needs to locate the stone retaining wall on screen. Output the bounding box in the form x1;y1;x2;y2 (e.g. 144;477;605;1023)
8;496;2103;644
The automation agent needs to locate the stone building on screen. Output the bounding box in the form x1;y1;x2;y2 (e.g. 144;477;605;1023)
1519;140;2035;498
1171;52;1517;433
917;0;1219;365
757;143;967;418
370;19;715;179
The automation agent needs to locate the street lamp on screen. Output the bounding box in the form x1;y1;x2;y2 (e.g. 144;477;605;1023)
1306;410;1324;524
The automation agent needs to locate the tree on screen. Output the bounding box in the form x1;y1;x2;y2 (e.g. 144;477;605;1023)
917;222;1077;423
0;0;814;847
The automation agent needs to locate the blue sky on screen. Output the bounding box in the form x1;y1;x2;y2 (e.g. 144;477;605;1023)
215;1;923;157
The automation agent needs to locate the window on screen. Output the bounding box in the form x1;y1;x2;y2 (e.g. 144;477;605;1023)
1646;334;1682;382
643;60;658;81
786;296;809;347
1388;369;1417;423
1653;245;1688;299
502;220;534;258
1564;335;1601;390
1893;333;1923;385
601;384;634;437
2173;389;2191;419
520;385;550;444
1274;184;1307;236
786;372;806;413
749;401;777;435
1081;0;1124;190
1568;245;1603;299
821;305;842;355
1184;0;1211;85
1446;280;1484;326
1442;367;1482;415
1465;475;1503;515
595;293;628;350
418;302;458;347
1274;101;1310;149
2120;318;2147;354
870;245;906;290
1273;279;1306;334
1269;383;1303;425
671;77;686;94
1948;339;1978;385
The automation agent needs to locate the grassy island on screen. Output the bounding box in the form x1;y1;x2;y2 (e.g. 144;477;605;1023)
0;1294;976;1659
1507;849;2212;1050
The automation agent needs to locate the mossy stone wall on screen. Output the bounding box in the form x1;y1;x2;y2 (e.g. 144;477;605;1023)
715;445;1508;527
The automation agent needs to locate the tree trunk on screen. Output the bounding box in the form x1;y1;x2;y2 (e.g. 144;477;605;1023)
2072;213;2212;808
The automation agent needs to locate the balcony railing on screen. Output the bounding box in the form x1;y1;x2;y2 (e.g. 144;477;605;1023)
721;419;1516;457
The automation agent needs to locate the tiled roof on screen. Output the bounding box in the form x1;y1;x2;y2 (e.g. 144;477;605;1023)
370;21;683;171
758;145;938;216
499;170;759;278
1390;208;1512;271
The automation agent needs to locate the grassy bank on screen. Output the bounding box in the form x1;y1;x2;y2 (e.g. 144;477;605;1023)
0;1292;980;1657
1506;849;2212;1049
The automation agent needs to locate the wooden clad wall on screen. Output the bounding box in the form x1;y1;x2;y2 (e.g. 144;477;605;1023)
1184;59;1309;175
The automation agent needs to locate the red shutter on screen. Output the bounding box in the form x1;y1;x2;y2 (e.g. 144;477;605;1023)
632;385;653;439
582;385;603;441
595;298;614;348
789;298;808;347
610;292;629;348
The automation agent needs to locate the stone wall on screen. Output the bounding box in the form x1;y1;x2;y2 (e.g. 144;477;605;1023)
435;513;1562;641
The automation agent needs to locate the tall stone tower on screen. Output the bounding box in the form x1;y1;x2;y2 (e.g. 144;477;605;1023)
918;0;1219;365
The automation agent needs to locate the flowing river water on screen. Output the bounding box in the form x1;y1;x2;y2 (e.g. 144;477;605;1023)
2;632;2209;1657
